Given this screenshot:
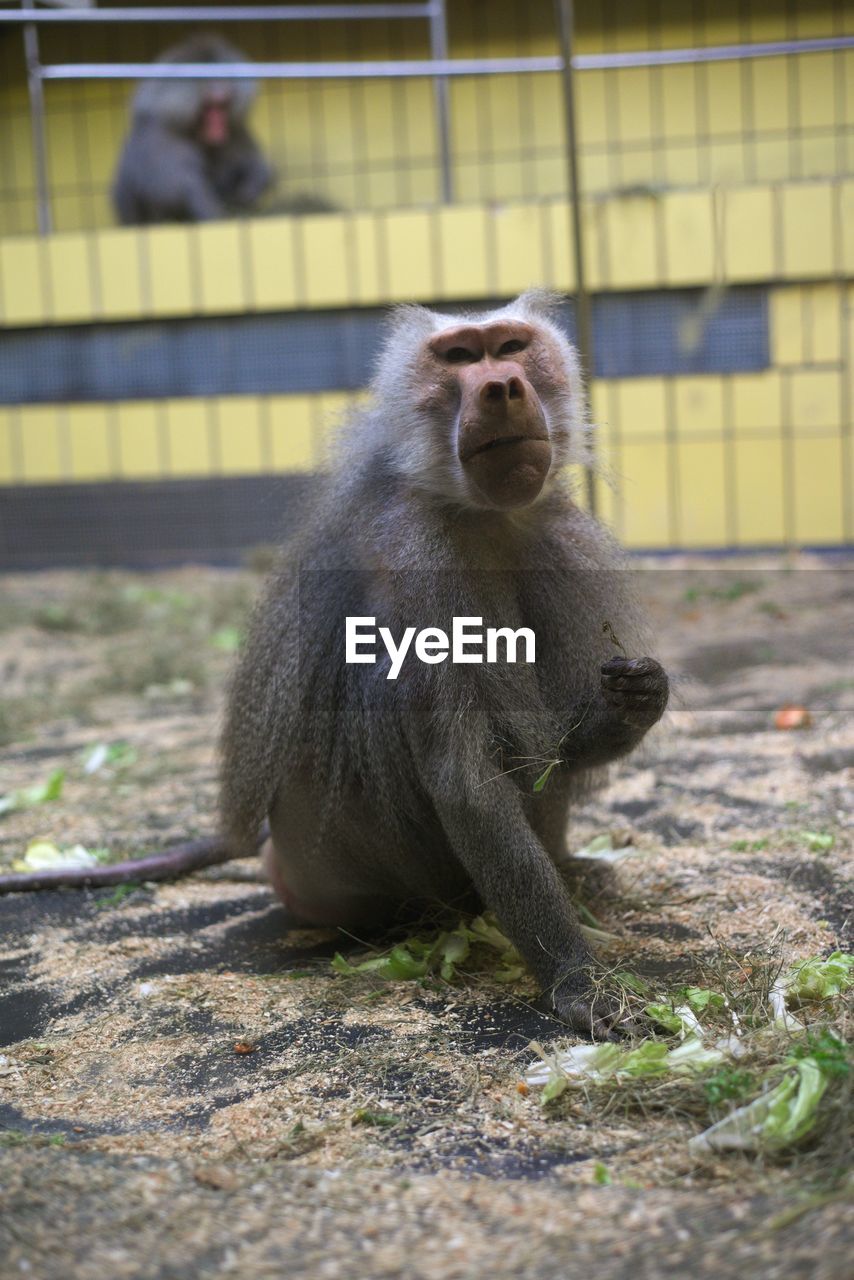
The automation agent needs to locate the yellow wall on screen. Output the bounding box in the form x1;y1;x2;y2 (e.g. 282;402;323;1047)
590;283;851;548
0;392;354;485
0;182;850;549
3;182;851;325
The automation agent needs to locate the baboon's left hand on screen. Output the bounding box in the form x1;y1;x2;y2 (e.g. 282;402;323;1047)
600;655;668;729
548;978;644;1041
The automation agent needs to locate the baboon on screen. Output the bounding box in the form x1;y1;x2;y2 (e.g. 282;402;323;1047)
220;291;669;1037
112;34;273;225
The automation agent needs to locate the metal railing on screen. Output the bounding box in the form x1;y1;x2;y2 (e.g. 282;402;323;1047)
5;3;852;237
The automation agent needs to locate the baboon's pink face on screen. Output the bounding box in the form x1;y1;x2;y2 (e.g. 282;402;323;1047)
198;89;232;146
420;319;569;509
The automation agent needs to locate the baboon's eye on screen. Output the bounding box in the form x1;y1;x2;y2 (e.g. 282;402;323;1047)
444;347;479;364
498;339;527;356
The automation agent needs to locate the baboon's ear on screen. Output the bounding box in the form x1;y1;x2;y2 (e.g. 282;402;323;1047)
514;289;565;321
383;303;437;344
374;304;439;380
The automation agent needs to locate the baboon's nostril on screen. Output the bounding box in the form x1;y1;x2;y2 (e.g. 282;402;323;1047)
507;377;524;400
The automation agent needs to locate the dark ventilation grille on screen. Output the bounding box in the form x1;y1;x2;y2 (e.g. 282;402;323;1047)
0;288;769;406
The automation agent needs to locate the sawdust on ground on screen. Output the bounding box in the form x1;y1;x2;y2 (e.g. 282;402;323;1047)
0;558;851;1279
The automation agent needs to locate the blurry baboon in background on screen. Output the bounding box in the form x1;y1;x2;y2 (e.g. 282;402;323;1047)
112;34;274;225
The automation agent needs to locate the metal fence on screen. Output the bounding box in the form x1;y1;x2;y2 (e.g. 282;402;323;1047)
1;4;851;234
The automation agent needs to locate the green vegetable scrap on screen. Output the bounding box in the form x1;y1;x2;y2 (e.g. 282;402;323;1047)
12;840;102;873
645;986;724;1036
572;833;635;864
789;1029;850;1078
332;945;429;982
702;1067;757;1108
352;1109;399;1129
799;831;834;853
0;769;64;818
680;986;726;1013
783;951;852;1003
211;626;242;652
526;951;852;1157
644;1003;694;1036
332;913;526;986
689;1057;830;1152
526;1036;725;1104
83;741;137;775
614;971;651;997
769;951;853;1031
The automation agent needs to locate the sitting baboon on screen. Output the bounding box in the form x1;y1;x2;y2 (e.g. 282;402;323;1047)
112;33;273;225
220;291;669;1037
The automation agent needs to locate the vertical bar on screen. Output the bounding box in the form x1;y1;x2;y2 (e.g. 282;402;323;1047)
738;0;759;182
840;256;852;543
554;0;596;513
835;165;852;541
23;0;52;235
722;375;738;548
664;378;680;548
429;0;453;203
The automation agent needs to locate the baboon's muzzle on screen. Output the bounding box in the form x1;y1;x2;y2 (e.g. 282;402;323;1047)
457;364;552;508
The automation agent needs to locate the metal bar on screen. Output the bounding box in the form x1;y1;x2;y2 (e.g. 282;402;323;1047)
39;57;564;81
573;35;854;68
429;0;453;202
22;2;51;236
39;28;854;81
0;6;437;22
554;0;595;515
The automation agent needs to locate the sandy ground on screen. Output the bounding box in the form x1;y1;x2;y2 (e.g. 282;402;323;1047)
0;558;851;1279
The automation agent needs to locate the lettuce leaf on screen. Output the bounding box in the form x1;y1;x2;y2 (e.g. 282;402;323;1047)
689;1057;829;1152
